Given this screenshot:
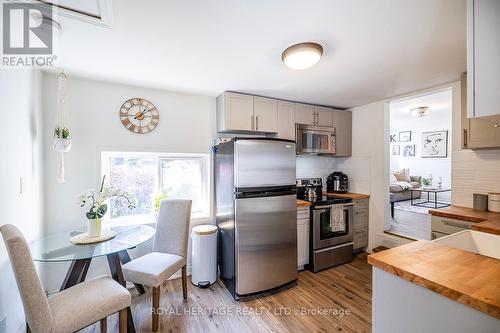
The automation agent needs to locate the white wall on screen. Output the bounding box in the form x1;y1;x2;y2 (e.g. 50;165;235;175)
41;73;216;292
0;70;44;333
346;102;390;250
390;99;452;202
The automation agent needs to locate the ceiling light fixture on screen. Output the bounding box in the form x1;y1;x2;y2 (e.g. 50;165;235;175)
410;106;431;117
282;42;323;70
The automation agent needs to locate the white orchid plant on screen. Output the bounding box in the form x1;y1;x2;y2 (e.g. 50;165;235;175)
78;176;135;220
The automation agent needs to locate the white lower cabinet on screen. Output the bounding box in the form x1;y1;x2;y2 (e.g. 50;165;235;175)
297;207;310;269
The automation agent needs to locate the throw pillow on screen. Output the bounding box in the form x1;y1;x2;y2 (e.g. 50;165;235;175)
393;169;409;182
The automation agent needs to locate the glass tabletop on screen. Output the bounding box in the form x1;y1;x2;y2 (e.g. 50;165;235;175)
30;225;155;262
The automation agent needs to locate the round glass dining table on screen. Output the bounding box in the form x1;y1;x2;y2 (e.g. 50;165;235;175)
30;224;155;333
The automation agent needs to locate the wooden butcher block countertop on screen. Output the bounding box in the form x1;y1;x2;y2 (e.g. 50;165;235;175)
296;199;312;207
368;240;500;319
429;205;500;235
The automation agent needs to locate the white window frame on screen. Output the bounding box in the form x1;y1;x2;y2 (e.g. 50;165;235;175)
101;151;211;226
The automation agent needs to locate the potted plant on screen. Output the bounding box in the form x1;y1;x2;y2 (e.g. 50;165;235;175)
78;176;135;237
153;193;168;219
53;126;72;152
421;177;432;188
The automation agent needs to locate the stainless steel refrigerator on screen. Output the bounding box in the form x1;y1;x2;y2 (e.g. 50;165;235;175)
214;138;297;299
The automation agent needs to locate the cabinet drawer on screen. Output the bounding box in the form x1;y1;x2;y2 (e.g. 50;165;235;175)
353;199;369;210
431;216;473;235
297;208;310;220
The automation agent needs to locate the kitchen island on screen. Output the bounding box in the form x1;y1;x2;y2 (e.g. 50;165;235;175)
368;238;500;333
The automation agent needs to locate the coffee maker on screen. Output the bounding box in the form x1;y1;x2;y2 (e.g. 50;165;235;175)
326;172;349;193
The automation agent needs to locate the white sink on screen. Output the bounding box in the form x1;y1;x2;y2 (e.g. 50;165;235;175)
434;230;500;260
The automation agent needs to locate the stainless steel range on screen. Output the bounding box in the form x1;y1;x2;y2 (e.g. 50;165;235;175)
297;178;354;272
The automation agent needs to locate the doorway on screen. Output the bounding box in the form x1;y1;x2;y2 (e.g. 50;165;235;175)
387;88;452;240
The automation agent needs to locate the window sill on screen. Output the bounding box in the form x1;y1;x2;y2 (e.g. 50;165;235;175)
108;215;214;228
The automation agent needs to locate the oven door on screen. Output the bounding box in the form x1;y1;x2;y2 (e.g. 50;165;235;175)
296;125;336;155
312;204;353;249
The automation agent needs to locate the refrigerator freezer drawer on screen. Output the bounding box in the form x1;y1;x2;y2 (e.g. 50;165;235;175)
234;139;296;188
235;194;297;295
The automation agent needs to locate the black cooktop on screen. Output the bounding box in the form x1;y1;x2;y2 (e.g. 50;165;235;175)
299;195;352;206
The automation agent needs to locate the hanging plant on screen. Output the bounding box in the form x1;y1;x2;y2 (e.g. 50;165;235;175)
53;71;71;182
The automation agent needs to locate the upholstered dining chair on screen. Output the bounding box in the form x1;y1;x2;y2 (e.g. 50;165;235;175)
122;199;192;332
0;224;131;333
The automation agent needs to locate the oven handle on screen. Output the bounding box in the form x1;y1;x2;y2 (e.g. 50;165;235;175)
314;203;353;209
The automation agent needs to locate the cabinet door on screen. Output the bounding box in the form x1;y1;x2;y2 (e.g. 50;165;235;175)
276;101;295;140
297;218;310;267
462;74;500;148
314;106;333;127
468;0;500;117
225;92;254;131
332;110;352;156
254;97;278;133
294;103;315;125
467;115;500;148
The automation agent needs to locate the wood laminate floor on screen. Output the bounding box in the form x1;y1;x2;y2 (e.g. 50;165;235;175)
84;253;372;333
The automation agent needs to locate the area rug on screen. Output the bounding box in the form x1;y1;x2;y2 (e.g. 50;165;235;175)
394;200;450;215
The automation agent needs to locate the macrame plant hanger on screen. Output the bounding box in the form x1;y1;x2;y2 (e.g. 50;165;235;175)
53;70;71;183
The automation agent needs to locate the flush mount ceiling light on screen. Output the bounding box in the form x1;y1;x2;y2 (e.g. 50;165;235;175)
410;106;431;117
281;42;323;70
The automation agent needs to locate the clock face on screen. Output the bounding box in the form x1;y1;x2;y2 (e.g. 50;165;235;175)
119;98;159;134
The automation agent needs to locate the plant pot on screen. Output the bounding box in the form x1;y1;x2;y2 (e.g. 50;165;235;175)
87;218;102;237
53;138;72;152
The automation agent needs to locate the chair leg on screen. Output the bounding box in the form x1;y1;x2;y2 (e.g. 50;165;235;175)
152;286;160;332
100;317;107;333
182;265;188;299
26;323;31;333
119;308;127;333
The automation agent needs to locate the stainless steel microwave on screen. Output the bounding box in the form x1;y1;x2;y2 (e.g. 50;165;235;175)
296;124;336;155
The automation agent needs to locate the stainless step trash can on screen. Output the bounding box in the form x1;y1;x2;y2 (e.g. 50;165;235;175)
191;225;218;288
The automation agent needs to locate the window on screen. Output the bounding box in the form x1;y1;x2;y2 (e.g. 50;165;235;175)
101;151;210;225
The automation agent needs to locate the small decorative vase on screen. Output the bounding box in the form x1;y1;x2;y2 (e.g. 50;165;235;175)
87;218;101;237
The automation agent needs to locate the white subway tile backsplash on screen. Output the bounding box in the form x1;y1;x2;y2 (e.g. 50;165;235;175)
452;150;500;208
296;155;371;194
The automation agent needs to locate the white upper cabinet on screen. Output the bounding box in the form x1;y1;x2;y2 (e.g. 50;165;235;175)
294;103;315;125
314;106;334;127
467;0;500;117
254;97;278;132
217;92;277;133
276;101;295;140
217;92;254;132
294;104;333;126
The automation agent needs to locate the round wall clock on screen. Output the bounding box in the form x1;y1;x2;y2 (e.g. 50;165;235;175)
119;98;159;134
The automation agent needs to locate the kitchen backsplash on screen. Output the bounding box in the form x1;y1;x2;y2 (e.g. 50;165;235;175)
296;155;371;194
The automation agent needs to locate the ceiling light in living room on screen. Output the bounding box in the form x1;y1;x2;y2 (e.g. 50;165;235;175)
282;42;323;70
410;106;431;117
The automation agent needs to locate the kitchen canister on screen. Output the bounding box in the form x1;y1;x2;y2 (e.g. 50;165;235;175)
473;193;489;211
488;192;500;213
